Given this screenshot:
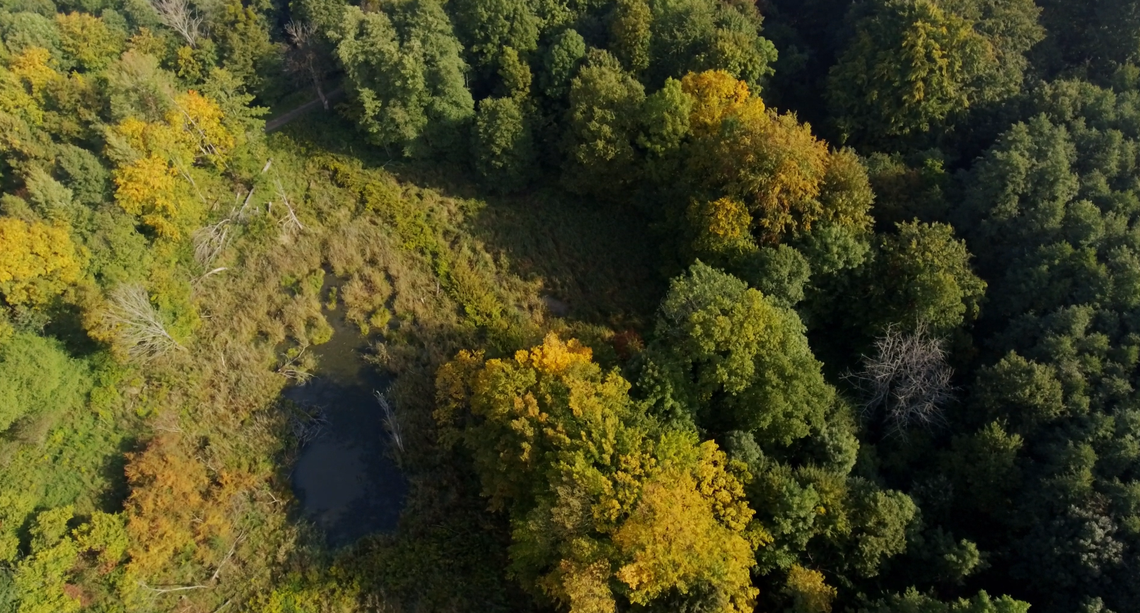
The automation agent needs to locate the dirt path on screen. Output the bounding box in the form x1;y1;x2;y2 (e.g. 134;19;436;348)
264;87;345;133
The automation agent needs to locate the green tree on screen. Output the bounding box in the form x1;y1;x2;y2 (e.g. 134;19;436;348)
561;49;646;198
610;0;651;73
959;114;1077;269
334;0;474;157
647;0;717;82
11;507;81;613
644;0;774;86
496;45;532;97
972;353;1066;435
0;331;91;432
827;0;1041;143
869;221;987;335
861;588;1031;613
540;28;586;100
940;421;1023;519
103;50;176;122
472;96;534;191
452;0;540;67
55;143;109;206
0;11;63;62
698;2;777;88
215;0;279;91
291;0;348;35
640;262;834;446
637;76;691;158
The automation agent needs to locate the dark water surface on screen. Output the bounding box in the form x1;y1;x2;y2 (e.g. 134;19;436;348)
285;306;406;546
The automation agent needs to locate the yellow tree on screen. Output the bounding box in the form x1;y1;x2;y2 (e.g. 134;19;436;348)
113;153;183;238
166;90;236;169
109;91;235;238
0;217;81;306
8;47;59;99
614;439;757;609
681;70;873;245
436;333;759;613
686;196;757;264
681;69;763;138
783;565;838;613
56;12;124;72
0;47;61;129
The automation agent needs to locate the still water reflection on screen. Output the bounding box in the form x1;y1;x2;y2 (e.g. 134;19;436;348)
286;306;406;546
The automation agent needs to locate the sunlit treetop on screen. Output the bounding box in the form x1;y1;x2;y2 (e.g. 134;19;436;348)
436;333;760;613
0;216;82;307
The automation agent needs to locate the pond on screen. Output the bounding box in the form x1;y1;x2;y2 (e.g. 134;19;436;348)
284;302;407;547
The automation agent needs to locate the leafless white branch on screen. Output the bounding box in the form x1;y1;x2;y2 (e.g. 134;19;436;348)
138;581;210;594
277;347;314;383
845;323;954;437
375;390;404;453
151;0;202;47
210;532;245;582
192;218;230;267
102;284;183;361
274;177;304;233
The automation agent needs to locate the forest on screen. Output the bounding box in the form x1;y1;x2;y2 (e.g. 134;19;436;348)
1;0;1140;610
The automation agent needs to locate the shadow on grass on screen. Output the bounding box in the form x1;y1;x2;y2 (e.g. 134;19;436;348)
465;189;665;329
259;114;669;610
274;111;667;331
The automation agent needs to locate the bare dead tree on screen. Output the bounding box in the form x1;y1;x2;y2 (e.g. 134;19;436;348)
284;20;332;109
274;177;304;233
845;324;955;437
210;532;245;582
102;284;183;361
277;347;314;383
151;0;203;47
289;403;327;446
375;390;404;453
192;218;231;267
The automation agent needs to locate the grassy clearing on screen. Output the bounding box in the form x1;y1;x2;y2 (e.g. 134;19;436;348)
0;110;663;611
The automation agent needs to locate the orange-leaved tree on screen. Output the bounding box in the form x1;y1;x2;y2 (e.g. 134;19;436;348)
122;434;232;581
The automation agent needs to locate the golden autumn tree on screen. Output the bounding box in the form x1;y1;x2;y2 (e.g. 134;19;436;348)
112;151;183;238
686;196;757;264
783;565;838;613
8;47;59;99
681;70;764;138
0;47;61;129
56;12;124;72
0;216;81;306
109;90;235;239
613;440;756;607
680;70;873;245
436;333;759;613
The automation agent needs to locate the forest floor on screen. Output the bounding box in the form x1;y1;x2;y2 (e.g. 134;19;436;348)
265;87;346;133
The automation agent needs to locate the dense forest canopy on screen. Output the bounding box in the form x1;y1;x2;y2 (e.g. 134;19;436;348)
2;0;1140;611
